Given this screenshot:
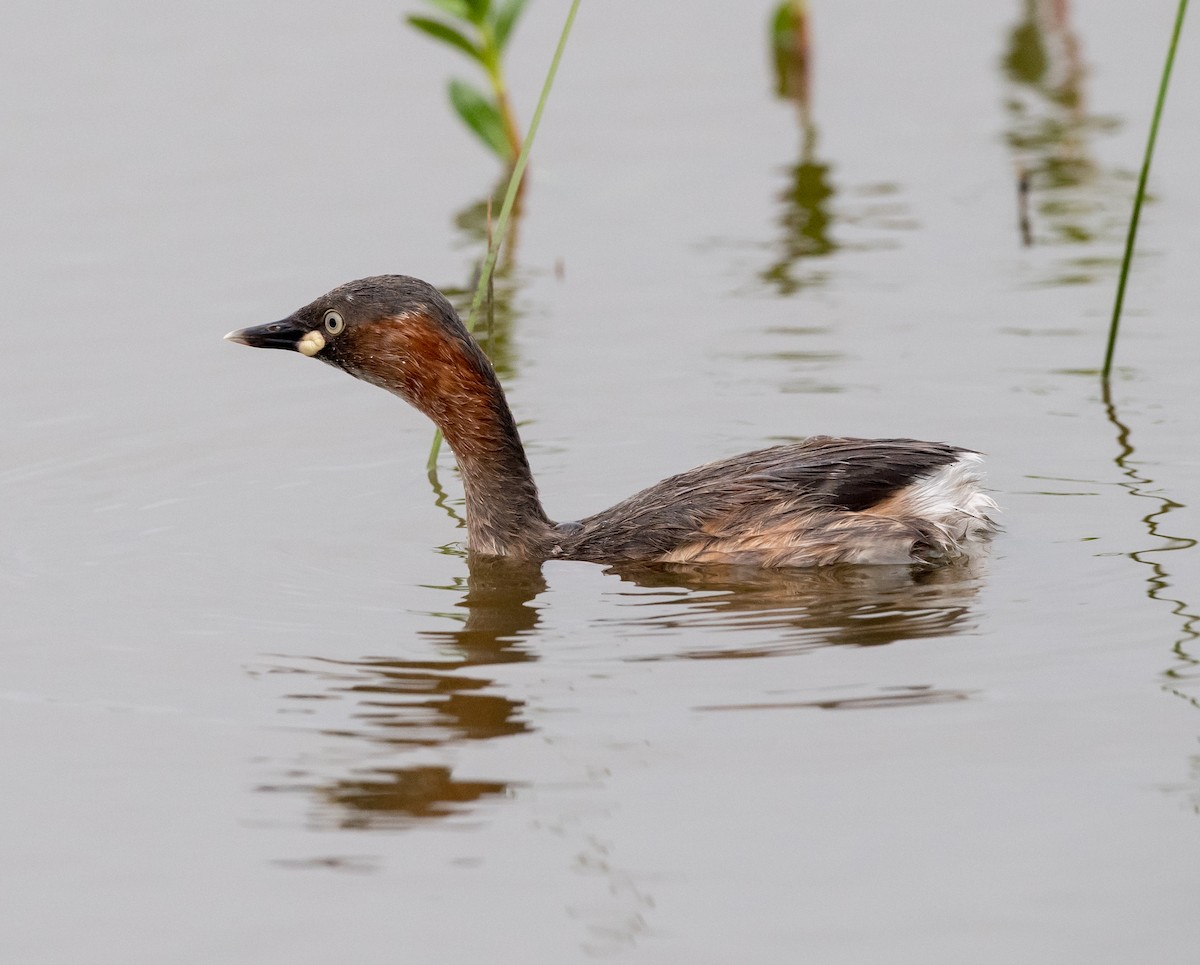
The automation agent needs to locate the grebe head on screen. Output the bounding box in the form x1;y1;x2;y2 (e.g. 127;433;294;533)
226;274;466;363
227;274;554;554
224;275;491;415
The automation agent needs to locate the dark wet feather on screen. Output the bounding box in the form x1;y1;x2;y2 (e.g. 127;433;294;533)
559;437;968;561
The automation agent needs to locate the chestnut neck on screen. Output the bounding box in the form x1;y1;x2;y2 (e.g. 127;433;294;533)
347;312;556;557
438;376;556;558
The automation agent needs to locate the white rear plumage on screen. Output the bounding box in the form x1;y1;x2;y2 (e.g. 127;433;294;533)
898;452;998;557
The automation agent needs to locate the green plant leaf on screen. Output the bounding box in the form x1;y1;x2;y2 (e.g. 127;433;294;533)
770;3;794;53
407;16;483;62
463;0;491;26
493;0;528;51
422;0;472;20
429;0;584;472
448;78;512;160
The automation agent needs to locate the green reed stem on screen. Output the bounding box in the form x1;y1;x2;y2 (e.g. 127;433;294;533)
428;0;583;473
1103;0;1189;380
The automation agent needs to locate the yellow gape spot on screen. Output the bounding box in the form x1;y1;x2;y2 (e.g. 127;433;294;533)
297;330;326;356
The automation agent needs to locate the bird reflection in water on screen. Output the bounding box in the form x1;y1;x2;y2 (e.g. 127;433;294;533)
270;555;986;830
605;558;985;665
265;557;546;830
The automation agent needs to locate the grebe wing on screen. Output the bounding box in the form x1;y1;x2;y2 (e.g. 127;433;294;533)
568;437;982;565
721;437;967;510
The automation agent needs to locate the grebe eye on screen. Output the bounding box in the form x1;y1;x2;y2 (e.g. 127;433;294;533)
323;310;345;335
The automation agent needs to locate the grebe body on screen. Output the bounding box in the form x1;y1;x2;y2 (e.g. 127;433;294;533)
226;275;997;566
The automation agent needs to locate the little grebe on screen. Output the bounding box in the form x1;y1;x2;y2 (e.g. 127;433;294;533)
226;275;997;566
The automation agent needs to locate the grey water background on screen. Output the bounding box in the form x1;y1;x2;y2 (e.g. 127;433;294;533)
3;1;1200;961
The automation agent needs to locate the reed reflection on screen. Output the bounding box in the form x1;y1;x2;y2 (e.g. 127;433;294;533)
764;0;834;294
1001;0;1127;279
1100;382;1200;812
761;2;911;295
1101;383;1200;695
266;557;546;830
440;178;524;380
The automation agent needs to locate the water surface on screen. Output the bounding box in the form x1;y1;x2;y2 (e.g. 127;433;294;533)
3;1;1199;961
